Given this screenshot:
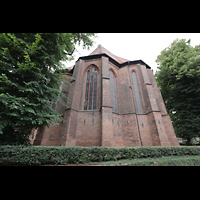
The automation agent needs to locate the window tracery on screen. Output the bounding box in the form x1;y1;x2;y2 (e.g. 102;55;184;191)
109;70;118;113
84;65;98;110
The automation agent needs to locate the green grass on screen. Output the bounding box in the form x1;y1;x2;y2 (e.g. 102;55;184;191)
99;155;200;166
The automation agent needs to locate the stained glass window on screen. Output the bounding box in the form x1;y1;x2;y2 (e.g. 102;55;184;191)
93;70;97;110
109;70;118;113
84;70;90;110
84;66;98;110
132;71;143;114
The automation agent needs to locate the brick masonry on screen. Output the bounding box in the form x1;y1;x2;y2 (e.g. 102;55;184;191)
30;46;179;147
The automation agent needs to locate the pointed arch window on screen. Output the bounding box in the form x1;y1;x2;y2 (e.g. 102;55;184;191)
132;71;143;114
109;70;118;113
84;66;98;110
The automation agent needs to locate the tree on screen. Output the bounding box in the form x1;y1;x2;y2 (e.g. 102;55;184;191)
155;39;200;145
0;33;96;144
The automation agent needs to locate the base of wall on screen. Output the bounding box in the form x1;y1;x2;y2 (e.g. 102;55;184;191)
31;109;179;147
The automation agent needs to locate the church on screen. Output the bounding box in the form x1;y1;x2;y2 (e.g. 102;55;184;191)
31;45;179;147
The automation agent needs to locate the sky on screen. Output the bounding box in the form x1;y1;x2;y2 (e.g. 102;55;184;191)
63;33;200;74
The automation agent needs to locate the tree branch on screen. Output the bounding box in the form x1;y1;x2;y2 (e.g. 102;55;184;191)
64;48;75;56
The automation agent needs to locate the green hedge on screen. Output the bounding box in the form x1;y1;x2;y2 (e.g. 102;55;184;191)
1;145;200;165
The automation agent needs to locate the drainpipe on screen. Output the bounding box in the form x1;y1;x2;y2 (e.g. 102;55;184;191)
127;62;143;146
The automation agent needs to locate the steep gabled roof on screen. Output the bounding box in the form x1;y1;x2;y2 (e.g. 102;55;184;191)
89;45;130;64
69;45;151;70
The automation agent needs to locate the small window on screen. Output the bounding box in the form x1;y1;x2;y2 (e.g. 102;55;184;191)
84;66;98;110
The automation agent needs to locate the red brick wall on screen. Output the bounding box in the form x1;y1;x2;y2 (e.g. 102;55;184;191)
32;55;179;147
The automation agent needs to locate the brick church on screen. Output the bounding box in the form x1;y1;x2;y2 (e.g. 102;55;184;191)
31;45;179;146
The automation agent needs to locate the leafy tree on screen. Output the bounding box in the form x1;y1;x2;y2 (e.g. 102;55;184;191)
156;39;200;145
0;33;96;144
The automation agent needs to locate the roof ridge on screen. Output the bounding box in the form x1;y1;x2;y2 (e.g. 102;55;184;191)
89;45;129;64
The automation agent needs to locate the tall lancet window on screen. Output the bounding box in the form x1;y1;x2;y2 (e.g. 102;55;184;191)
84;65;98;110
132;71;143;114
109;70;118;113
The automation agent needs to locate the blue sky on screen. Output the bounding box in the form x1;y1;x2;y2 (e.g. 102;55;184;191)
63;33;200;74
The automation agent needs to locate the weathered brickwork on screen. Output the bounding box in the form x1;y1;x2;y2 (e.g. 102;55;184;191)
30;45;179;146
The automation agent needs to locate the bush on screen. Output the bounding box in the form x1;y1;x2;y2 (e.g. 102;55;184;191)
1;145;200;165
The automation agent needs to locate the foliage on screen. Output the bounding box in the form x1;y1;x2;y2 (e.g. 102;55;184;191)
1;145;200;165
155;39;200;144
0;33;96;144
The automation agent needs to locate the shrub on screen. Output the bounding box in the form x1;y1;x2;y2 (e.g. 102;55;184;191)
1;145;200;165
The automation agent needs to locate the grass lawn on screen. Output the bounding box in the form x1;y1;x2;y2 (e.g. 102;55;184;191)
91;155;200;166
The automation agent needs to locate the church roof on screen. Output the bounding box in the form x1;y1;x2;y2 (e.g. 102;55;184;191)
89;45;130;64
69;45;151;70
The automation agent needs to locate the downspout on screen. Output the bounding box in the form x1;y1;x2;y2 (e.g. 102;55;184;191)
127;62;143;146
